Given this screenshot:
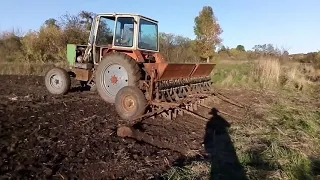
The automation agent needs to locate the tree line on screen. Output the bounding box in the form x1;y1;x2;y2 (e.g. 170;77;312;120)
0;7;319;68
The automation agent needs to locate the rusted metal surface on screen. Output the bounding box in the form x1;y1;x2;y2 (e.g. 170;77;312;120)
124;50;145;62
130;78;213;122
153;52;166;63
148;69;155;101
176;107;209;122
191;63;216;77
73;68;93;81
143;63;158;78
116;65;248;137
130;108;168;123
114;53;221;133
159;63;197;81
101;49;145;63
143;63;197;81
102;47;112;56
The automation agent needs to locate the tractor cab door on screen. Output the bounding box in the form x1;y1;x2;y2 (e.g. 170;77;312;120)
76;16;98;64
113;16;136;48
88;16;99;46
92;15;116;63
85;16;98;64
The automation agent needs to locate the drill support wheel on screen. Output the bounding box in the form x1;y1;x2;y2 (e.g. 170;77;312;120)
115;86;147;120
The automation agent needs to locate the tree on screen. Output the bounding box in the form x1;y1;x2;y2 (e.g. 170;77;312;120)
236;45;245;52
0;32;23;62
217;45;229;53
159;33;198;62
253;44;281;57
194;6;223;62
44;18;59;28
79;11;96;31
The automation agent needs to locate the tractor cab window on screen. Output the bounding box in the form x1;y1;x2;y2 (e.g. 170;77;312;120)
138;19;158;51
114;17;134;47
96;16;115;46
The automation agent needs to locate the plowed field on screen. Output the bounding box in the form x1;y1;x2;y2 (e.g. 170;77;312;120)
0;75;251;179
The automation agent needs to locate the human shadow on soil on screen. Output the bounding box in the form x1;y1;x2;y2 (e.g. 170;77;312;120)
311;157;320;177
203;108;248;180
166;108;248;180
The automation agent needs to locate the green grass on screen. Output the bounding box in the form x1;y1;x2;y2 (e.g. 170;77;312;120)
161;93;319;179
161;161;210;180
238;144;314;179
245;93;319;179
269;103;320;137
162;58;320;179
211;62;255;88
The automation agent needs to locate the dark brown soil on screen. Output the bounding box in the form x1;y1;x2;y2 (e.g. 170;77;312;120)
0;75;248;180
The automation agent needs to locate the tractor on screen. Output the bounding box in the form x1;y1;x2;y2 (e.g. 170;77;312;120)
44;13;216;131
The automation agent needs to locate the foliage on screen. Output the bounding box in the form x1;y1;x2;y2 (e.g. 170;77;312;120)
236;45;245;52
0;31;24;62
162;84;320;179
0;12;91;64
159;33;198;62
78;11;96;31
194;6;223;62
291;52;320;69
212;57;318;92
44;18;59;28
0;8;319;71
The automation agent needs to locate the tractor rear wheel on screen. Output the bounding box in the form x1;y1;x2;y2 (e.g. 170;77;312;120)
115;86;147;120
44;67;71;95
95;53;142;103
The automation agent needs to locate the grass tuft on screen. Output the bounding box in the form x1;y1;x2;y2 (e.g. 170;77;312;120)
253;57;281;88
161;161;210;180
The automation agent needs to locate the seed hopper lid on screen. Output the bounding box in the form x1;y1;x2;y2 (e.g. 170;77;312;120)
143;63;216;81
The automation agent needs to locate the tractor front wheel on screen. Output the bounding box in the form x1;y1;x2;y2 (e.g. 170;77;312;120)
44;67;71;95
95;53;142;103
115;86;147;120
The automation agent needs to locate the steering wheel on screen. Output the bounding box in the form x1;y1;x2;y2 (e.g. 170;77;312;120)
115;38;125;45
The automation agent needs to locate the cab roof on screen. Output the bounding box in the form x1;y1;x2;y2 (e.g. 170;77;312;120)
97;13;158;23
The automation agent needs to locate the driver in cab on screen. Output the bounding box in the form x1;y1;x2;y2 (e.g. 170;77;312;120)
120;27;133;46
